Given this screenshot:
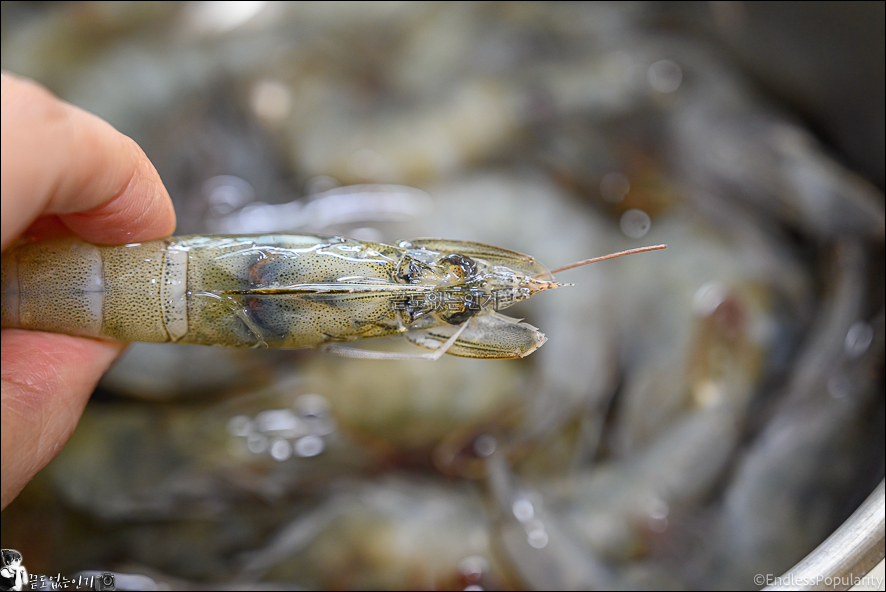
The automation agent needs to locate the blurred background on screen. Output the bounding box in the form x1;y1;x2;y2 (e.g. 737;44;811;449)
1;2;884;590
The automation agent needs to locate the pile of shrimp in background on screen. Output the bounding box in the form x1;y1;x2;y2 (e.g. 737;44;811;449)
1;2;883;590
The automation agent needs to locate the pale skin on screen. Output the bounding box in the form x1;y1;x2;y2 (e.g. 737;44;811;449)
0;72;175;509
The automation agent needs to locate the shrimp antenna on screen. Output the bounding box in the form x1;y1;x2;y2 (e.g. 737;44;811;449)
541;244;666;277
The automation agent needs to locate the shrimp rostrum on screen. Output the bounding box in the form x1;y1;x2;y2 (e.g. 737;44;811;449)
1;235;663;359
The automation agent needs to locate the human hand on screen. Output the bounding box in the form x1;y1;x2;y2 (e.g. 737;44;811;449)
1;72;175;509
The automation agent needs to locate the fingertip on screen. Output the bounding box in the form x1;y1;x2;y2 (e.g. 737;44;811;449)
60;136;177;243
1;73;176;248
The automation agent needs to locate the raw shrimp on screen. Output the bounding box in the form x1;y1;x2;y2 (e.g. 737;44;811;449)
0;233;664;359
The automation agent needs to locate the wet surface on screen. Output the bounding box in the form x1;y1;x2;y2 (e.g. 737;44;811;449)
1;3;883;590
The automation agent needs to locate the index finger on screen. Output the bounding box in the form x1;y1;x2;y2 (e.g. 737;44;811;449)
0;72;175;250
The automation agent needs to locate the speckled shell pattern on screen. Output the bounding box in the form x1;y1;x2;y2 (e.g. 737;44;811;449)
1;235;412;348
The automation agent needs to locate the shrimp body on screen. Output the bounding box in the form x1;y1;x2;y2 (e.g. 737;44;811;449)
1;234;561;358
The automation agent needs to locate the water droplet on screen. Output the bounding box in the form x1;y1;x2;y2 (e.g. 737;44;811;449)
512;498;534;523
646;495;669;533
294;435;325;457
845;322;873;358
295;394;335;436
620;209;651;238
648;60;683;93
203;175;255;216
227;415;251;437
255;409;300;433
600;172;630;203
692;281;729;317
247;433;268;454
647;497;669;520
270;438;292;461
459;556;488;581
527;528;549;549
473;434;497;457
828;375;852;400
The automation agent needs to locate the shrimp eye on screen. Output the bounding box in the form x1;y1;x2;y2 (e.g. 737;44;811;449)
440;254;477;282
